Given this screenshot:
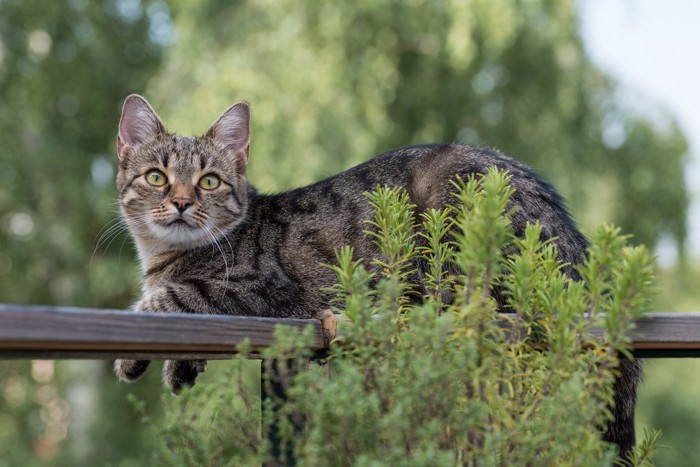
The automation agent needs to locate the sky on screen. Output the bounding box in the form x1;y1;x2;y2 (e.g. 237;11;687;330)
579;0;700;264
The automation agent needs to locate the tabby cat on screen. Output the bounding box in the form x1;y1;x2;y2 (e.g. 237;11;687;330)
113;94;640;456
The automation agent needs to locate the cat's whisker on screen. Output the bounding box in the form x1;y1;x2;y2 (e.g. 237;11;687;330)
198;225;226;307
94;216;122;242
94;213;154;261
94;217;129;247
211;224;235;265
91;218;131;267
202;224;232;306
117;231;134;264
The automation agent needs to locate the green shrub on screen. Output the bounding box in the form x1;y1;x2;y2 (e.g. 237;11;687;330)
134;169;658;466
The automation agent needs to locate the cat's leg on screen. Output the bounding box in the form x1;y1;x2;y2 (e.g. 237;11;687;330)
114;359;151;382
114;299;157;383
163;359;208;394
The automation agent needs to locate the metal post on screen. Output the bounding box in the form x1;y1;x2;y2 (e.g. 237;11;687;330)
261;358;297;466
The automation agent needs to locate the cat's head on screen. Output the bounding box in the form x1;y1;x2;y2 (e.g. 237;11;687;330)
116;94;250;262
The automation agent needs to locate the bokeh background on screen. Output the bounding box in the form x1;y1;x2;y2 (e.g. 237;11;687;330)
0;0;698;465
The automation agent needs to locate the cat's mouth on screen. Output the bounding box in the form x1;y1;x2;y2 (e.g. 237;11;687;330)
167;218;194;228
147;215;210;249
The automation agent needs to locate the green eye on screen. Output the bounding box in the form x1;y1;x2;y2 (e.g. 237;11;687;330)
145;170;167;186
198;174;220;190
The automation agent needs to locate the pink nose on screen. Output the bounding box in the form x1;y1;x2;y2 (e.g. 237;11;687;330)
172;197;193;213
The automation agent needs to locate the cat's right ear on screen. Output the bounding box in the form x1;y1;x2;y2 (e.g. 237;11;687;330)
117;94;166;160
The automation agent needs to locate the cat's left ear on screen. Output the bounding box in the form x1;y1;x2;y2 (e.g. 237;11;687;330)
205;102;250;166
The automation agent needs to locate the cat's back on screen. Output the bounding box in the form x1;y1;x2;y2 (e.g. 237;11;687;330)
257;143;538;212
277;142;571;224
246;142;587;272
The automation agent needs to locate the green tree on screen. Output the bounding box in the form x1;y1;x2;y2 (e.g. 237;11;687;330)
150;0;687;253
0;1;168;464
0;1;691;464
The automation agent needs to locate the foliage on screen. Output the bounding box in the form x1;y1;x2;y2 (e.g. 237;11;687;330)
137;171;658;466
0;1;691;464
128;344;262;467
0;1;169;464
636;359;700;467
618;428;663;467
0;0;167;307
152;0;687;254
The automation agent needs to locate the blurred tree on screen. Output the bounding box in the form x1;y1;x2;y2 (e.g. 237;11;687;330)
0;0;169;465
0;0;169;306
149;0;687;255
0;0;693;465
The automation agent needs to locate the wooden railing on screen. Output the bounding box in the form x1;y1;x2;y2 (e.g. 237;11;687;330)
1;303;700;359
0;304;327;360
2;303;699;464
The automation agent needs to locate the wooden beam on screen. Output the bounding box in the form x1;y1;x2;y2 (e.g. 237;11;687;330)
1;304;699;359
0;304;325;359
630;312;700;358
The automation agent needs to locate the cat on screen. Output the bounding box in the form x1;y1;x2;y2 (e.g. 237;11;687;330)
113;94;640;456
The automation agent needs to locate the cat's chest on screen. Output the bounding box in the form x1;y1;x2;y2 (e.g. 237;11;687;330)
138;200;379;314
141;255;324;317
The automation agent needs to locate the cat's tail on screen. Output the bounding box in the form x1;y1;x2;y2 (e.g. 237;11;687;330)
114;359;151;382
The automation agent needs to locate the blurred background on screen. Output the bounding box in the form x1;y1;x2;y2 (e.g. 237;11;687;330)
0;0;697;465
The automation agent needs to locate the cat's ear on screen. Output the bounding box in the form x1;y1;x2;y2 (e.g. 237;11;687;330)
117;94;166;160
205;102;250;165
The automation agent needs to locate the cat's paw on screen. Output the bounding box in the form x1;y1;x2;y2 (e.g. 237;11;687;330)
164;359;207;394
318;309;337;346
114;359;151;382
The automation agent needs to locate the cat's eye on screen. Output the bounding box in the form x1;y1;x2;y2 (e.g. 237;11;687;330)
145;170;167;186
198;174;220;190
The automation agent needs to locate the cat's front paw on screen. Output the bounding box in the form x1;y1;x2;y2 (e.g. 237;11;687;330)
114;359;151;382
164;359;207;394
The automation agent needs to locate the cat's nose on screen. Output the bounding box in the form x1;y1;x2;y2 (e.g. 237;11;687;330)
172;197;193;214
